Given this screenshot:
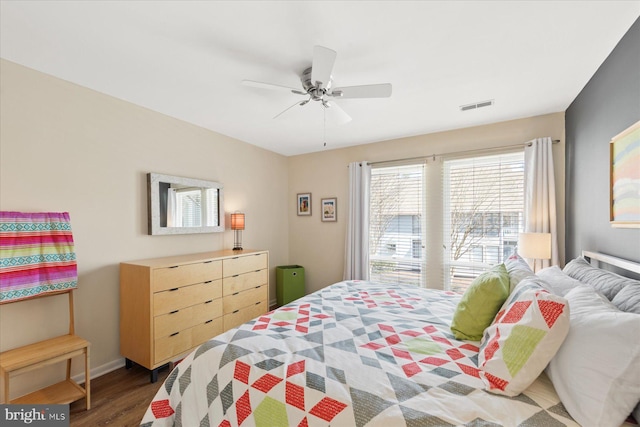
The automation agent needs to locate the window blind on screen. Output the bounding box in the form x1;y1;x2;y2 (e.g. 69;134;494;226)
369;163;425;286
442;151;524;292
176;188;202;227
204;188;220;227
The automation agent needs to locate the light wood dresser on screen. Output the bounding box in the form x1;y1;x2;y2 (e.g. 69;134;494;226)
120;249;268;382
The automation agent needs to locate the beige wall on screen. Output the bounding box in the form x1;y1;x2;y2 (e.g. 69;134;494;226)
288;112;566;294
0;59;289;398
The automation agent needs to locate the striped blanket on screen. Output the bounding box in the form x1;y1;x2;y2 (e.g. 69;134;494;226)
0;211;77;304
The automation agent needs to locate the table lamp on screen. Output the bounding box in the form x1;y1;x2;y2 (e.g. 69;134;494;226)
231;212;245;251
518;232;551;272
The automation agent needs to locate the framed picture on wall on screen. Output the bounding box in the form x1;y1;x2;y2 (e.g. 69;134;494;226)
610;120;640;228
297;193;312;216
321;198;337;222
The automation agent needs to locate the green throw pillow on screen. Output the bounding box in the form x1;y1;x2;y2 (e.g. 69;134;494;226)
450;263;510;341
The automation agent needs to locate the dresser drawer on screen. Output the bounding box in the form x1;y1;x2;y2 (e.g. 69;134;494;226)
153;260;222;292
191;298;223;324
223;269;268;296
192;318;224;346
154;280;222;315
223;300;267;330
223;253;268;278
155;329;192;362
154;298;223;339
223;284;268;314
155;305;195;339
154;317;224;363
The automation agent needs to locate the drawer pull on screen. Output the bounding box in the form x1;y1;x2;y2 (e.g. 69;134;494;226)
169;288;179;292
232;292;240;296
255;285;261;289
169;265;179;269
205;319;213;324
170;332;179;337
232;256;239;260
255;270;261;273
255;301;261;305
205;300;213;304
204;261;213;264
232;309;239;314
204;280;212;284
232;274;240;278
169;310;179;314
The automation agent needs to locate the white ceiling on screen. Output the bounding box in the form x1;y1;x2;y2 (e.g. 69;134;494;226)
1;1;638;156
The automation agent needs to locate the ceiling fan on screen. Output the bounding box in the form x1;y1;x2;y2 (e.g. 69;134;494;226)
242;46;392;123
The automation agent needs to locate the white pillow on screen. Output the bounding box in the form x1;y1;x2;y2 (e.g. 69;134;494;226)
563;256;634;300
611;284;640;314
478;277;569;397
504;252;535;293
546;286;640;427
536;266;583;296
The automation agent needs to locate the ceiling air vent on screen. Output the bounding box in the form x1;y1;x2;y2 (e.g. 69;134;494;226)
460;99;494;111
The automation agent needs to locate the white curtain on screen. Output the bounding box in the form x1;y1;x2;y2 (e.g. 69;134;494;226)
167;188;177;227
524;137;559;268
344;161;371;280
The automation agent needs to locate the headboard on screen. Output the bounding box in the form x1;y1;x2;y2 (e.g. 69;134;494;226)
581;250;640;278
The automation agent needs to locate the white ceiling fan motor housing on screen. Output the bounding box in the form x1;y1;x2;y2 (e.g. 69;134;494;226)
301;67;333;101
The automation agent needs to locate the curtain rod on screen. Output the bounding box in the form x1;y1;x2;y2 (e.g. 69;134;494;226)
365;139;560;166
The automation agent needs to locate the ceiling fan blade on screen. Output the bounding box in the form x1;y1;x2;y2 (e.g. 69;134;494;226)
331;83;392;99
273;100;308;119
324;101;352;124
242;80;306;95
311;46;337;89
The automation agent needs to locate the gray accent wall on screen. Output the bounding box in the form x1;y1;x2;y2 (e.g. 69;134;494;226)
565;17;640;263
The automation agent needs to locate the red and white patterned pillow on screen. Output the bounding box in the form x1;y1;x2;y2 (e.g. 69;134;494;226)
478;277;570;396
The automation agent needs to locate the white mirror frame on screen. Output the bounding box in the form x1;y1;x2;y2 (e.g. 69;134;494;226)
147;172;224;235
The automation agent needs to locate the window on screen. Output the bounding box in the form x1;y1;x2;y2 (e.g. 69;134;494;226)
368;151;524;292
369;164;425;286
443;152;524;292
176;188;202;227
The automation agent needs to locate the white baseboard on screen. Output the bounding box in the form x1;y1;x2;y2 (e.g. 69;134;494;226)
71;357;125;385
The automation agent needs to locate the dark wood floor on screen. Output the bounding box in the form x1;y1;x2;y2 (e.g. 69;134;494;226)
70;364;171;427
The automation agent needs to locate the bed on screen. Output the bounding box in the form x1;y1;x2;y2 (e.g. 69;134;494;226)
141;251;640;427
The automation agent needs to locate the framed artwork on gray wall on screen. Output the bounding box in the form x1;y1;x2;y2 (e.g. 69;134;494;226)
610;120;640;228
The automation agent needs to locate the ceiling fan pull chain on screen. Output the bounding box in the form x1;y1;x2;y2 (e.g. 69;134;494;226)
323;107;327;147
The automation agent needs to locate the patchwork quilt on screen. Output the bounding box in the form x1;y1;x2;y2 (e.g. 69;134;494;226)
141;281;578;427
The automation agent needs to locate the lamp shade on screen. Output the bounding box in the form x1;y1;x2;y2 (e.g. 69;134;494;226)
518;232;551;260
231;212;245;230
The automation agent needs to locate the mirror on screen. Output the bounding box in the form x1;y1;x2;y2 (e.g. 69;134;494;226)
147;173;224;235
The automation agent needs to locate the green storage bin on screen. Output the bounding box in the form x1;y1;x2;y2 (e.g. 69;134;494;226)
276;265;305;306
